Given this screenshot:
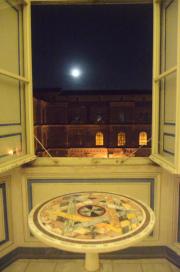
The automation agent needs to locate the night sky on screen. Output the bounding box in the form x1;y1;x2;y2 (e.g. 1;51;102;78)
31;4;153;92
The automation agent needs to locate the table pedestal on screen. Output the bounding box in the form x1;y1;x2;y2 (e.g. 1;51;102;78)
85;253;99;272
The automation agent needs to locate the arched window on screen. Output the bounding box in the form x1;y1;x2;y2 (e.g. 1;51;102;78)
118;132;126;146
96;132;104;146
139;131;147;146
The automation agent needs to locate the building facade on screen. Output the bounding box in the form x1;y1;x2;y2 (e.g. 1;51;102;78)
34;90;152;157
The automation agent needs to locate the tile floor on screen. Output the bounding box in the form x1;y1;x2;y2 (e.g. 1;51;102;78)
2;259;180;272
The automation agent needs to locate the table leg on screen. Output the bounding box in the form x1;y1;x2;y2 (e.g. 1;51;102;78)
85;253;99;271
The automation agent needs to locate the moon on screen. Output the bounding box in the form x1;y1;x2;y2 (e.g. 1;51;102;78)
70;67;82;78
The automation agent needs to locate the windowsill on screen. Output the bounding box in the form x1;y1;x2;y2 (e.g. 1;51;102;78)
28;156;157;167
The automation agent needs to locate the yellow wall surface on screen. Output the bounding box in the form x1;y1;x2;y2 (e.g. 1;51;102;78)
0;159;179;258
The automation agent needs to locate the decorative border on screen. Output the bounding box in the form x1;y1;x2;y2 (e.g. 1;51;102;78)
0;0;22;127
27;178;155;212
0;133;22;159
0;183;9;245
163;133;175;156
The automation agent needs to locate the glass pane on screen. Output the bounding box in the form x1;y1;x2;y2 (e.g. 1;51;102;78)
158;72;176;163
0;0;23;75
160;0;177;72
0;75;26;163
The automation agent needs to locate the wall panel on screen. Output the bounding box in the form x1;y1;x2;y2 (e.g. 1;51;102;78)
27;178;154;210
0;183;9;245
24;177;157;242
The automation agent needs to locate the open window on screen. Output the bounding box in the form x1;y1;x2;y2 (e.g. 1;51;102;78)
0;0;35;173
0;0;180;173
151;0;180;174
31;3;153;159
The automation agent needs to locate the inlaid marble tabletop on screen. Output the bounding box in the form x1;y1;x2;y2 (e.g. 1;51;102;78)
28;192;155;271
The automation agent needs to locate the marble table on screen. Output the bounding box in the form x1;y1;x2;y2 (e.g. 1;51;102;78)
28;192;155;271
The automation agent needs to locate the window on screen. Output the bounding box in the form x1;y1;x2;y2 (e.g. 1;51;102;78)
96;132;104;146
151;0;180;173
0;0;180;173
139;132;147;146
0;0;35;174
118;132;126;146
31;4;153;159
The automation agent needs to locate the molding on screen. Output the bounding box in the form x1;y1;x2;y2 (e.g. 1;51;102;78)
0;246;179;271
27;178;155;211
0;183;9;246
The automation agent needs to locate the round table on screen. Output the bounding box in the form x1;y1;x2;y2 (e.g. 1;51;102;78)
28;191;155;272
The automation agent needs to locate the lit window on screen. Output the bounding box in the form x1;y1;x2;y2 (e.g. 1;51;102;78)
118;132;126;146
139;131;147;146
96;132;104;146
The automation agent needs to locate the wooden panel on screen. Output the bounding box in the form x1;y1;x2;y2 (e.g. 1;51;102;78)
157;0;178;166
0;76;21;125
164;73;176;124
165;0;177;70
0;1;28;167
158;74;176;163
28;179;154;211
0;0;21;75
151;0;180;174
163;133;175;156
0;133;22;160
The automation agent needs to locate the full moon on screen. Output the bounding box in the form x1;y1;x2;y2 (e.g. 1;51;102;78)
70;68;82;78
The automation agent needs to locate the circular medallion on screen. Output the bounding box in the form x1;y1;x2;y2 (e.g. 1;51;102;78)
78;205;105;217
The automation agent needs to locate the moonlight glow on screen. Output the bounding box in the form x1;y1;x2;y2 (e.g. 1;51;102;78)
70;68;82;78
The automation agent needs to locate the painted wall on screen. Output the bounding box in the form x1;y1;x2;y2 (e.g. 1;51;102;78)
0;160;179;258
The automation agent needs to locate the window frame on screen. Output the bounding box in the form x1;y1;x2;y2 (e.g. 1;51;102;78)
0;0;35;174
31;0;153;165
5;0;180;171
150;0;180;174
